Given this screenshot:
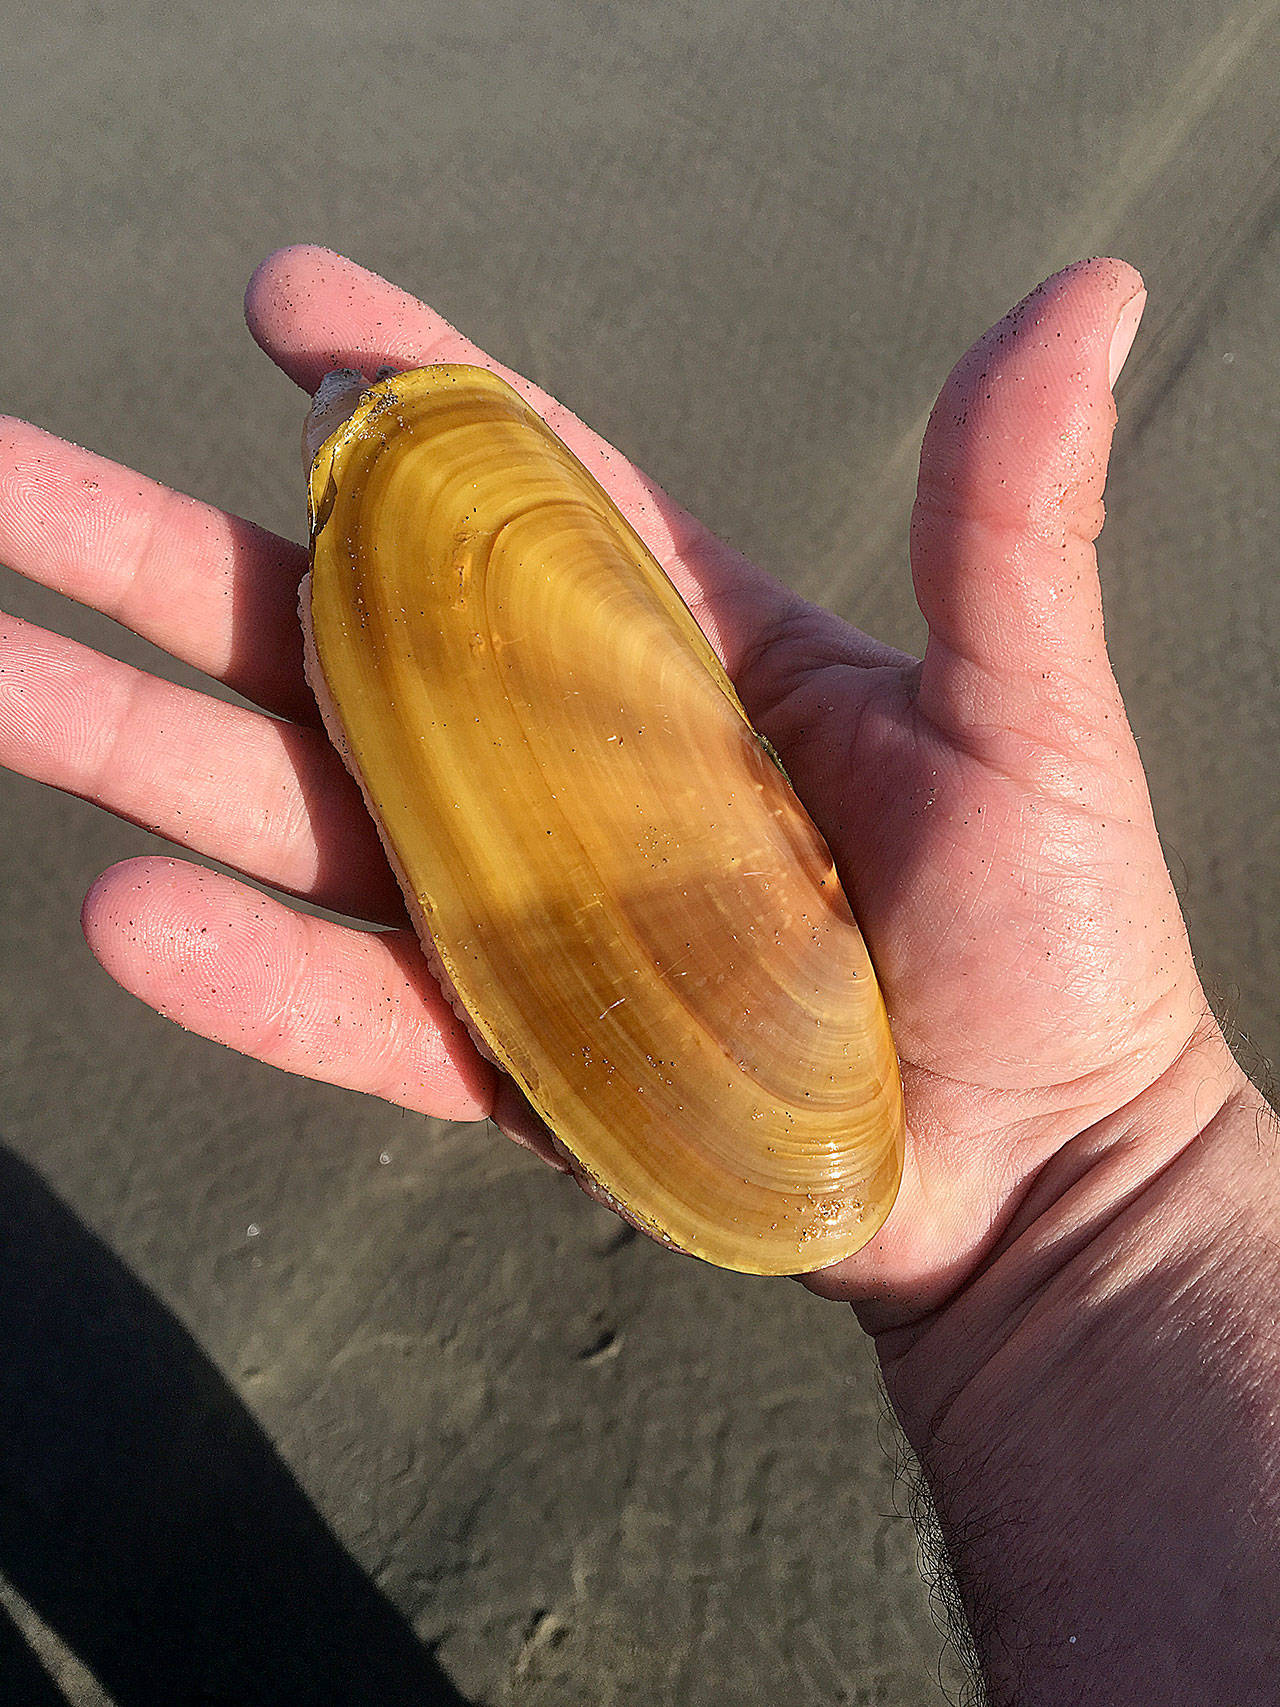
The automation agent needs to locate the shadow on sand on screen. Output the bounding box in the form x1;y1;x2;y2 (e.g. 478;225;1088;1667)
0;1144;470;1705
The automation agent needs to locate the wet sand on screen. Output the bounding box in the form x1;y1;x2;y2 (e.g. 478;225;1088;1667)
1;3;1276;1701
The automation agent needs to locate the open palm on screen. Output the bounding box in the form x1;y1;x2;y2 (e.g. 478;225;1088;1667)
1;248;1204;1330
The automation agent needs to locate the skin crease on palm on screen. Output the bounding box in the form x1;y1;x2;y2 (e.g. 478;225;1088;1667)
0;245;1221;1346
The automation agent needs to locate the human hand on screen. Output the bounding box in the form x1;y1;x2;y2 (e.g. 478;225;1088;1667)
0;248;1239;1337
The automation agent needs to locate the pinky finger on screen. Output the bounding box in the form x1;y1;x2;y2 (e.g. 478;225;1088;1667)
81;855;500;1127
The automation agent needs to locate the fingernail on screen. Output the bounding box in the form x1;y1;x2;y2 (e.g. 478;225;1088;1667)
1108;287;1147;389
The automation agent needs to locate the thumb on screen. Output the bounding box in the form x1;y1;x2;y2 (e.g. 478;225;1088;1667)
909;258;1146;748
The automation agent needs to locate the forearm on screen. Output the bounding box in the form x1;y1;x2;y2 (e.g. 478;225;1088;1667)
877;1040;1280;1704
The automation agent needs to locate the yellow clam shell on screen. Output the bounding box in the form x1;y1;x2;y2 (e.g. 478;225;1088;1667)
302;364;904;1274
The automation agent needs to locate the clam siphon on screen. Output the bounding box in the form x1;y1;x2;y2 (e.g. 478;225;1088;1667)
301;364;905;1274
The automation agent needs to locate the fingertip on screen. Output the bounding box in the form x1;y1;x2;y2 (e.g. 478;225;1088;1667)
1007;256;1144;326
1108;285;1147;389
909;257;1151;723
79;865;112;948
245;244;453;392
80;855;213;974
1042;254;1143;295
490;1077;574;1172
80;858;216;1034
244;243;343;325
245;244;366;381
938;257;1144;422
1033;258;1146;392
920;254;1148;529
81;853;163;942
244;245;299;347
80;855;501;1125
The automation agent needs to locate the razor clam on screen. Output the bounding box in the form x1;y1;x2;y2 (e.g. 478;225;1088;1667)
301;364;904;1274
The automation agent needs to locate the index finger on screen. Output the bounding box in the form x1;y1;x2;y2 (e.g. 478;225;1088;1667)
245;245;804;682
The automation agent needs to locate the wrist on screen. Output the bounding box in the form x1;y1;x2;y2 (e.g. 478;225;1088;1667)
871;1029;1280;1703
875;1014;1258;1448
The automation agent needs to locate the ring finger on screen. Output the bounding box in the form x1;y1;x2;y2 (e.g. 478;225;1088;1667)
0;609;404;922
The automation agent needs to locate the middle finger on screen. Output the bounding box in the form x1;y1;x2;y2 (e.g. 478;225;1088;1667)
0;415;315;725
